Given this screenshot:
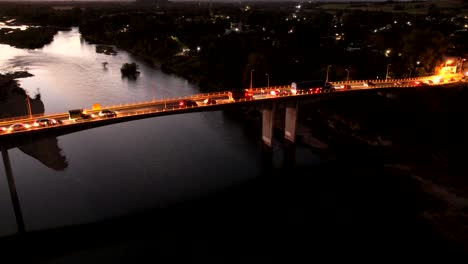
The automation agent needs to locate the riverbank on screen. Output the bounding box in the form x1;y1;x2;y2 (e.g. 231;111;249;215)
0;72;44;119
0;27;63;49
295;84;468;250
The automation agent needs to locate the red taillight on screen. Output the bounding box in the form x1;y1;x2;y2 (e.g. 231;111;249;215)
179;102;184;106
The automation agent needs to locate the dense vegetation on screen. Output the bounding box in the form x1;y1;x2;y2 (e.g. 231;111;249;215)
0;1;466;91
0;27;58;49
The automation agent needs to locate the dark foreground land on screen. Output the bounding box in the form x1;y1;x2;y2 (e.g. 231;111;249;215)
1;84;468;262
0;161;465;263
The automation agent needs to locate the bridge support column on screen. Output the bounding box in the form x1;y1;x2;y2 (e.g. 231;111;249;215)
1;147;25;233
284;101;298;143
262;104;275;147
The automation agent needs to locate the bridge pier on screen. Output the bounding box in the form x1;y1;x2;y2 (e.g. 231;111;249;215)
1;147;25;233
261;104;275;147
284;101;298;143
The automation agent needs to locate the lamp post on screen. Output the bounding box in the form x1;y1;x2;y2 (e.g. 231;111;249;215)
385;64;391;81
25;93;32;119
250;69;254;91
265;74;269;90
345;68;350;81
325;65;331;83
408;68;412;78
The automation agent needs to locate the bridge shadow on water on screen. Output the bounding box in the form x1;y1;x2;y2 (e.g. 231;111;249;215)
0;135;465;262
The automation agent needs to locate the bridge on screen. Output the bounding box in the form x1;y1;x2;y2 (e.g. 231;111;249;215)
0;74;463;149
0;73;463;234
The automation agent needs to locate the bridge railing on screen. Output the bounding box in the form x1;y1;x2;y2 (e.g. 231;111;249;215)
0;75;460;124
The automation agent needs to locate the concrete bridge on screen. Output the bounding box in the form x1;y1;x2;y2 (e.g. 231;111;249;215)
0;74;462;150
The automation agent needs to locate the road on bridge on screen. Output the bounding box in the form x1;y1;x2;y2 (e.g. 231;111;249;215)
0;74;462;136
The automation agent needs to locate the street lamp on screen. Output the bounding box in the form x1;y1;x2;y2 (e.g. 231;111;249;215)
385;64;391;81
265;74;269;89
250;69;254;91
325;65;332;83
25;92;32;119
345;68;350;81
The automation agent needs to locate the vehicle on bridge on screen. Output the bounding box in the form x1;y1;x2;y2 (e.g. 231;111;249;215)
5;123;30;133
98;109;117;118
270;88;290;96
292;80;335;94
69;109;93;121
336;84;352;90
33;118;60;127
228;90;253;101
203;98;217;105
179;99;198;108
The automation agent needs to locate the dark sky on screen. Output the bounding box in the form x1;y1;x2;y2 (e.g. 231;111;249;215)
0;0;405;2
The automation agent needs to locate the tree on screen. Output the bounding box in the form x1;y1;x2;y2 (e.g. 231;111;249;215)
120;62;140;76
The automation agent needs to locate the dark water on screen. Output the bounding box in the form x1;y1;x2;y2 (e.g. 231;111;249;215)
0;28;320;237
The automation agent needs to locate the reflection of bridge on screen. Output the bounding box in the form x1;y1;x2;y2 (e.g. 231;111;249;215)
0;74;462;149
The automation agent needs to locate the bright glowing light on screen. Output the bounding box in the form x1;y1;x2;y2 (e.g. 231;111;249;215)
446;60;453;64
197;46;201;51
416;61;420;65
386;49;391;54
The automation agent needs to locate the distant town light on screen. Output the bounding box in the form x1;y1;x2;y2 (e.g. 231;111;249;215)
197;46;201;51
394;20;398;24
416;61;420;65
386;49;391;54
296;5;301;9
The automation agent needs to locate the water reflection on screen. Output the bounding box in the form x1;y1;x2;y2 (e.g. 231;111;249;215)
18;138;68;171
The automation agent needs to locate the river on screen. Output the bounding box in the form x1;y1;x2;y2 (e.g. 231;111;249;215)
0;28;320;237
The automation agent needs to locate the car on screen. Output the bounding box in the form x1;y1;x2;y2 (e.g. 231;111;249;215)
203;98;217;105
413;81;429;87
363;81;376;87
6;123;30;132
337;84;352;90
98;109;117;118
179;99;197;108
33;118;60;127
270;89;289;96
